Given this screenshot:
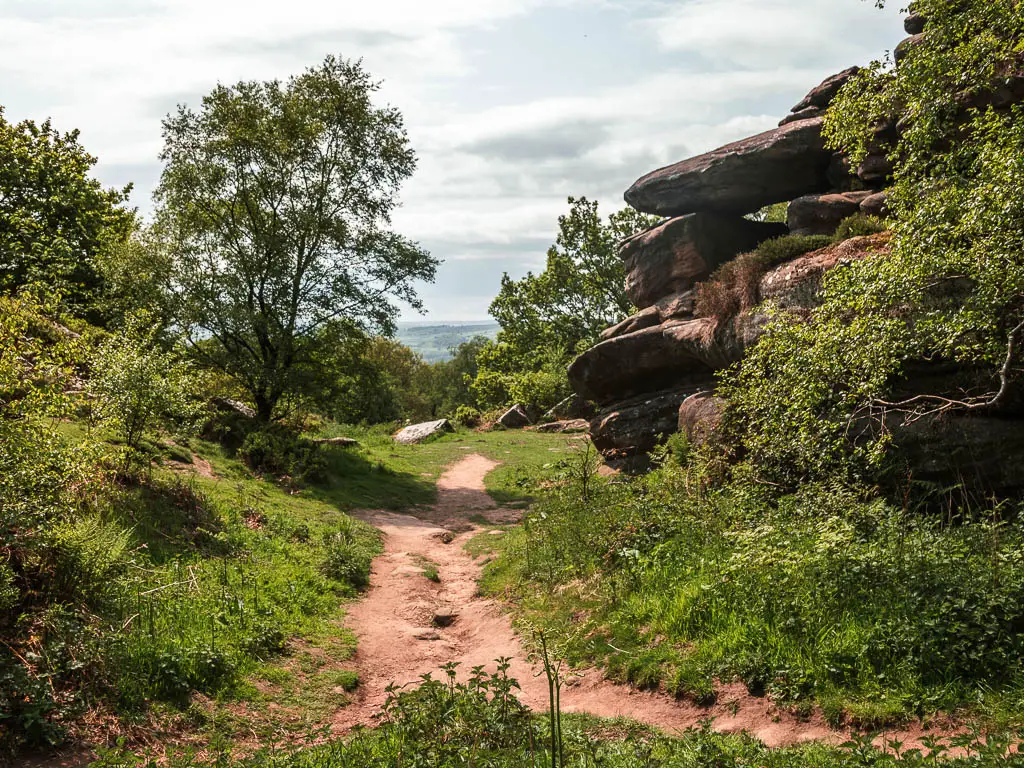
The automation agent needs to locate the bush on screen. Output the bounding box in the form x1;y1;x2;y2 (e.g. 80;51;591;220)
834;213;886;240
453;405;482;428
319;521;376;592
90;315;203;455
238;426;324;482
694;235;834;327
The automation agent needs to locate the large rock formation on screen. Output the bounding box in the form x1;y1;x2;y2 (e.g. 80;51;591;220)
619;214;787;308
624;119;833;217
570;10;1024;491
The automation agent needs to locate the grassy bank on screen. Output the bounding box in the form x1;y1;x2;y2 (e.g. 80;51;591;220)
477;454;1024;730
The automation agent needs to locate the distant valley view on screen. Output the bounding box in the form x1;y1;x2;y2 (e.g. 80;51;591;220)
396;320;500;362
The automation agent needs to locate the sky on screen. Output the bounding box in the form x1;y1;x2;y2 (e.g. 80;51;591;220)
0;0;905;321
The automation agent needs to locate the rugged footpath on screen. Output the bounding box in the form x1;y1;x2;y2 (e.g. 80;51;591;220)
338;455;954;750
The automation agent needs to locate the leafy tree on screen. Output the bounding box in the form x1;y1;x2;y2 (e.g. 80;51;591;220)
721;0;1024;485
90;315;203;454
0;109;135;321
156;56;438;422
475;197;657;411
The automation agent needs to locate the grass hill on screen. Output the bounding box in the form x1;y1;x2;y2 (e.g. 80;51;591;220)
396;321;499;362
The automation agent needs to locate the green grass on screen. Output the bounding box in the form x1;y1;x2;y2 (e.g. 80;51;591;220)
478;456;1024;731
307;423;580;510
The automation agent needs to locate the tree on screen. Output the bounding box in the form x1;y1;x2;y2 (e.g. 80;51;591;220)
474;197;658;410
90;315;203;455
156;56;438;422
0;108;135;320
721;0;1024;485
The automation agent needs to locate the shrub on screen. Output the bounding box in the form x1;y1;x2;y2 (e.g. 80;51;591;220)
453;405;482;428
238;426;323;482
834;213;886;240
694;235;834;328
90;315;203;455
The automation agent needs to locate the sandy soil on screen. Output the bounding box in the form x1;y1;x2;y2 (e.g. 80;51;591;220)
336;454;955;749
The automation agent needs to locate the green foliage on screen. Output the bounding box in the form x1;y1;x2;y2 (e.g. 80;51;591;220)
90;315;203;454
474;197;658;412
694;234;834;325
483;461;1024;723
93;672;1022;767
0;109;135;322
238;426;325;482
726;0;1024;484
833;213;886;241
157;56;437;421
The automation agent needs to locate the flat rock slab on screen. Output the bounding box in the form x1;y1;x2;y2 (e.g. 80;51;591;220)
394;419;454;445
625;118;831;217
312;436;360;448
569;318;748;405
619;213;788;308
534;419;590;434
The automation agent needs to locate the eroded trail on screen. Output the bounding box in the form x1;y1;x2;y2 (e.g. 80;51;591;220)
337;455;948;749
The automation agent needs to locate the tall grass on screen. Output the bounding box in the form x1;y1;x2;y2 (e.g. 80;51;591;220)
482;454;1024;726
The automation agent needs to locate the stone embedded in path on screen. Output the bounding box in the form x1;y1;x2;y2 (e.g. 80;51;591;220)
432;607;457;627
619;213;788;309
624;118;832;217
394;418;454;445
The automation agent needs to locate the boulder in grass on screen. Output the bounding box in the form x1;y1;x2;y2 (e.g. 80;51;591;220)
497;404;532;429
544;394;596;421
677;392;726;447
394;419;454;445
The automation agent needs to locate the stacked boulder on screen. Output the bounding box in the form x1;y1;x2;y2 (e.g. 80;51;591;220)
569;65;896;469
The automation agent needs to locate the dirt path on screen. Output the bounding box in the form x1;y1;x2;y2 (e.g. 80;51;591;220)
337;455;952;749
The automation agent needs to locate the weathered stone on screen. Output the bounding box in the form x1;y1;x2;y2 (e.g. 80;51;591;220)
312;436;360;448
394;419;454;445
860;190;890;218
759;233;889;311
790;66;860;113
678;392;726;447
498;404;532;429
600;292;698;342
787;191;872;236
212;397;256;420
600;306;661;341
571;314;762;407
544;394;596;421
569;319;730;406
624;118;832;217
619;213;788;309
779;106;822;127
895;34;924;64
432;608;457;628
857;153;894;185
535;419;590;434
590;387;704;462
904;12;925;35
888;413;1024;500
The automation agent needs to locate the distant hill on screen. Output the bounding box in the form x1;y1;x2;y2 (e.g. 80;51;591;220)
396;321;500;363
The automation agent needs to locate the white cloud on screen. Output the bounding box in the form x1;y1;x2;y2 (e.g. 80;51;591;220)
0;0;906;320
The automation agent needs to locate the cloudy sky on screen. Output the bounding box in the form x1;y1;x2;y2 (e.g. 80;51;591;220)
1;0;904;321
